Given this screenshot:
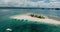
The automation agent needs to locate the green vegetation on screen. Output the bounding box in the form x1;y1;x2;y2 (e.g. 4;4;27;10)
30;14;45;19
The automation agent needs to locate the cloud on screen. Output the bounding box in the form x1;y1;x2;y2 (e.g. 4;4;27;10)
0;0;60;8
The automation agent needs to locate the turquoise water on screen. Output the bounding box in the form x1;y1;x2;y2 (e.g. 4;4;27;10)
0;9;60;32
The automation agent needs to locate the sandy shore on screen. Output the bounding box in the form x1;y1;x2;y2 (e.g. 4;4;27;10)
10;14;60;25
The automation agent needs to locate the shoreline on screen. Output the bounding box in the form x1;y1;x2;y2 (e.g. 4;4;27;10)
10;14;60;25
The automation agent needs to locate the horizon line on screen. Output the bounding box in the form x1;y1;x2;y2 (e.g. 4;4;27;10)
0;7;60;10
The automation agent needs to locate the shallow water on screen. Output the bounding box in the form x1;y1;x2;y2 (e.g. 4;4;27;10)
0;9;60;32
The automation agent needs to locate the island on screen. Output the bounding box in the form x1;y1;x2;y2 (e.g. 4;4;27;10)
10;13;60;25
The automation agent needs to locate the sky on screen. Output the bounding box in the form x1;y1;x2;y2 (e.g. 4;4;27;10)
0;0;60;8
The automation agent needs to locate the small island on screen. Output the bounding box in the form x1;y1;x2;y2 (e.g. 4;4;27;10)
29;14;45;19
10;13;60;25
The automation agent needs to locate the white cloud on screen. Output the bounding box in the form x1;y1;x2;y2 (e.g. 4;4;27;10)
50;0;57;2
50;2;60;8
0;0;60;8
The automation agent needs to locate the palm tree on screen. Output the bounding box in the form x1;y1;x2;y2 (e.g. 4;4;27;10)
37;16;45;19
30;14;34;17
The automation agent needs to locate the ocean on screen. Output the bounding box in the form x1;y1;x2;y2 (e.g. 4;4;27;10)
0;9;60;32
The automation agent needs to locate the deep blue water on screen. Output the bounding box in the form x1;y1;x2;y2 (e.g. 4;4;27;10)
0;9;60;32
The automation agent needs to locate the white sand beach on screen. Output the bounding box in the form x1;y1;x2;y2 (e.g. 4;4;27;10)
10;14;60;25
